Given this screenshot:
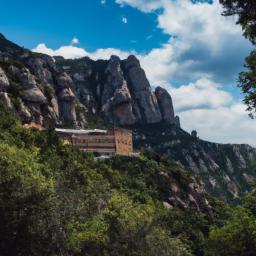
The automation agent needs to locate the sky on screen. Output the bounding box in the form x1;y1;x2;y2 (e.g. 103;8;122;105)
0;0;255;146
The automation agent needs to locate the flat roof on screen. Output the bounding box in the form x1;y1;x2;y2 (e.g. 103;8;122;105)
55;128;107;135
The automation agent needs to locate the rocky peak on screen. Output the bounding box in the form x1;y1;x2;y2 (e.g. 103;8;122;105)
0;34;179;128
0;33;26;56
124;54;141;70
155;86;175;124
94;54;178;126
101;55;135;125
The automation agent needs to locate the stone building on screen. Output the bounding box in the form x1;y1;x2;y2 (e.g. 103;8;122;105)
56;127;133;156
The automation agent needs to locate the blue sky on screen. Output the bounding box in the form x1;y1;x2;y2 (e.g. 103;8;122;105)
0;0;168;52
1;0;255;145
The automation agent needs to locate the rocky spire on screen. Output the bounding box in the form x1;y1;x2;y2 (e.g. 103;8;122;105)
155;86;175;124
123;55;162;124
101;55;136;125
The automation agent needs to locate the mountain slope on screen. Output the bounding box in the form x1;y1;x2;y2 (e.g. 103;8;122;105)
0;33;179;128
133;123;256;202
0;106;216;256
0;33;256;202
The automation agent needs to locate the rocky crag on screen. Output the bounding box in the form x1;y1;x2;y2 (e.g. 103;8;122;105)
0;33;256;202
133;123;256;202
0;33;178;128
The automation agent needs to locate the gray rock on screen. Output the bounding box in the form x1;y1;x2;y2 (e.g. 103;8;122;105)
112;83;132;106
0;92;12;108
8;65;19;77
56;72;74;90
0;67;9;91
21;87;47;104
59;101;77;126
27;58;54;84
175;116;181;128
125;55;150;92
124;55;162;124
58;88;75;102
155;86;175;123
18;99;32;123
18;68;38;89
101;55;136;125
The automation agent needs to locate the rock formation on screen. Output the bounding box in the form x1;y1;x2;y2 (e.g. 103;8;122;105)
0;67;9;91
155;86;175;124
0;34;178;128
123;55;162;124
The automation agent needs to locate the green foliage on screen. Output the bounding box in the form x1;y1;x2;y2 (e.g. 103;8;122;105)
206;187;256;256
220;0;256;45
220;0;256;116
0;107;197;255
238;50;256;117
8;80;22;98
42;84;54;103
1;106;255;256
143;227;193;256
207;207;256;256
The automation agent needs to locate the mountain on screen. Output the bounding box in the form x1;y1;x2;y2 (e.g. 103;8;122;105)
0;33;256;202
0;33;178;128
133;123;256;202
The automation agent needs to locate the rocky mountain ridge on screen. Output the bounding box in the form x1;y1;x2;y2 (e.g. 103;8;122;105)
0;33;178;128
133;123;256;202
0;33;256;202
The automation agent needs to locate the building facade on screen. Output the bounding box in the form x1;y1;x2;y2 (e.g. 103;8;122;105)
56;127;133;156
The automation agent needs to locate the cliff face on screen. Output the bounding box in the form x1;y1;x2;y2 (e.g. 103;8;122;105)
0;34;256;202
0;34;177;128
133;123;256;202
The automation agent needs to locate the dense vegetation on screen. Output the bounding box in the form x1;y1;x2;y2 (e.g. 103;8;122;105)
220;0;256;117
0;105;256;256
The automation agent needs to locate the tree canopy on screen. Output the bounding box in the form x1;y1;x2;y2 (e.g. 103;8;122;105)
220;0;256;116
220;0;256;44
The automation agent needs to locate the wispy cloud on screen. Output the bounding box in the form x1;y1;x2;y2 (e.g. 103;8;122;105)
122;17;128;24
71;37;79;45
146;35;153;40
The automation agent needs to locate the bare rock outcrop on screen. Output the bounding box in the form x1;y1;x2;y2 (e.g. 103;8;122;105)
0;67;9;91
155;86;175;124
123;55;162;124
101;56;136;125
27;57;55;84
56;72;77;125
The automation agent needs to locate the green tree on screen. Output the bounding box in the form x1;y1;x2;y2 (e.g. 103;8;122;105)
220;0;256;44
207;207;256;256
238;50;256;117
220;0;256;116
0;143;61;256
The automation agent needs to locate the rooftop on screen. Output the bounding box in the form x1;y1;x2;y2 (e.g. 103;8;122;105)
55;128;107;135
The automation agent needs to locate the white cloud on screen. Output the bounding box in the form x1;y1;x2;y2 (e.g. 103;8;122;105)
146;35;153;40
179;103;256;146
33;44;88;59
122;17;128;24
115;0;162;12
116;0;251;85
32;43;132;60
169;78;233;112
101;0;106;4
71;37;79;45
168;78;256;145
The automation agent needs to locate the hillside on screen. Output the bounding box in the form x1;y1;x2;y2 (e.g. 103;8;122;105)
133;123;256;202
0;105;216;256
0;33;256;203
